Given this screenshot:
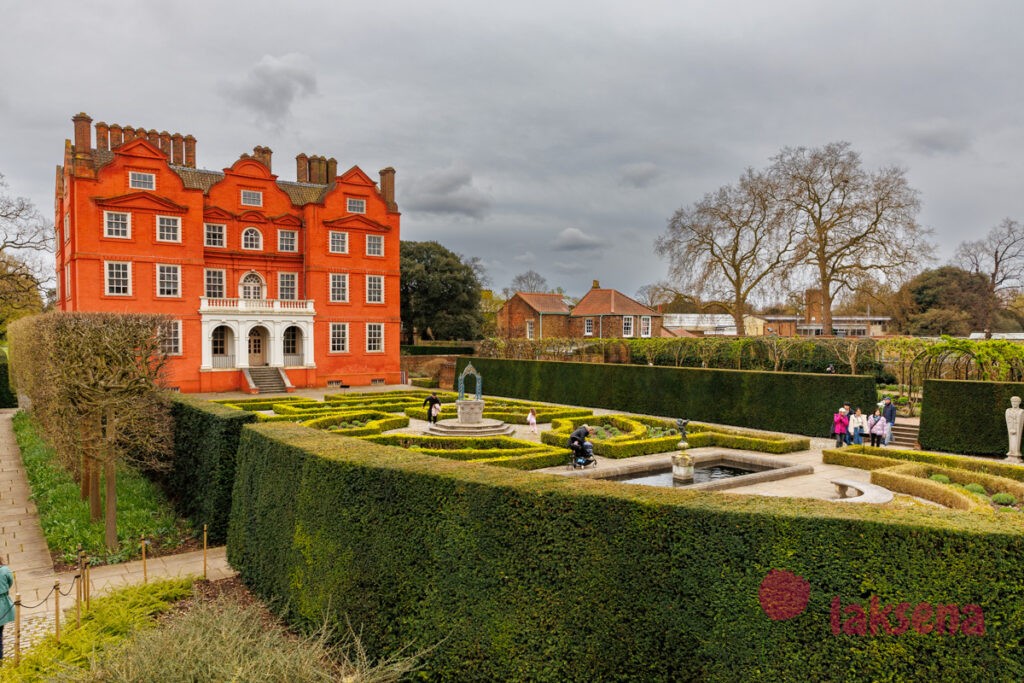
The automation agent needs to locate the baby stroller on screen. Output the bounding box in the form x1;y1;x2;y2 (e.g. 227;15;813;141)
569;441;597;470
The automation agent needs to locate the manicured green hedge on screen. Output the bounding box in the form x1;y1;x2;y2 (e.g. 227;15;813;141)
402;345;475;356
456;358;874;437
410;376;439;388
228;423;1024;681
166;397;256;543
0;350;16;408
870;463;989;513
921;379;1024;456
826;445;1024;483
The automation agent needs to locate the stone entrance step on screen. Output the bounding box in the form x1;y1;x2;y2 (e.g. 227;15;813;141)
426;418;515;437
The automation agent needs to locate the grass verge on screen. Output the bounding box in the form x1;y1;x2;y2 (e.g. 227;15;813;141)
12;412;192;565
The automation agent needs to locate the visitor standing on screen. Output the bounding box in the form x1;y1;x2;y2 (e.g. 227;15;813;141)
882;397;897;445
868;409;887;448
423;393;442;425
527;408;538;434
833;407;850;448
0;555;13;661
848;407;868;445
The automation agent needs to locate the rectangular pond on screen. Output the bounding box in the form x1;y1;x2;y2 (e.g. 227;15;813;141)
608;459;769;488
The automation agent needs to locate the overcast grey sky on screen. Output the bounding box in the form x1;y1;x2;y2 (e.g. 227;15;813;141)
2;1;1022;300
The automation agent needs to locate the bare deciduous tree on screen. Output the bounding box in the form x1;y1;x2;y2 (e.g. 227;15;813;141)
770;142;932;336
0;173;52;302
506;270;550;294
656;169;799;335
955;218;1024;338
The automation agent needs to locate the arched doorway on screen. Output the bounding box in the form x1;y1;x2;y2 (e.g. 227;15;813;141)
248;326;268;366
211;324;236;368
240;272;264;300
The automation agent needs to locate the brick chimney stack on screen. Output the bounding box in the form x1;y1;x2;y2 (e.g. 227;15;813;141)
379;167;397;212
326;157;337;181
171;133;183;165
593;280;601;289
147;129;159;147
72;112;92;157
252;145;272;171
311;155;326;184
95;122;109;151
109;124;123;148
296;153;309;182
159;131;171;157
123;126;135;141
184;135;196;168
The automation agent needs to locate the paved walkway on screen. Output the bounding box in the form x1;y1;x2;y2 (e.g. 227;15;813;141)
0;409;235;656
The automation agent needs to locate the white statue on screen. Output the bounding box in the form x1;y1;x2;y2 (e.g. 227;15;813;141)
1006;396;1024;459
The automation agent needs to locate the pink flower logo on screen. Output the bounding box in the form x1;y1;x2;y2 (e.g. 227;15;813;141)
759;569;810;621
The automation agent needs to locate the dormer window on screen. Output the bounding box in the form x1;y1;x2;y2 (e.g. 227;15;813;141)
129;171;155;190
346;198;366;214
241;190;263;207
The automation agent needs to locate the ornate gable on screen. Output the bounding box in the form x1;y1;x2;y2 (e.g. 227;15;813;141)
225;157;275;180
237;209;268;224
113;138;167;161
270;213;303;227
338;166;376;187
93;192;187;213
203;206;236;221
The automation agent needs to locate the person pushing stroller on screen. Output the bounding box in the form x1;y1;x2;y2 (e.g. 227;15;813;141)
568;424;596;468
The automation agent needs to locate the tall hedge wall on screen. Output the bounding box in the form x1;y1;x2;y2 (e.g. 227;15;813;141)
228;423;1024;681
0;351;15;409
165;397;255;542
920;379;1024;456
455;357;875;436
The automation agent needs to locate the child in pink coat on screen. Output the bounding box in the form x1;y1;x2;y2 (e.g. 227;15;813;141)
833;407;850;448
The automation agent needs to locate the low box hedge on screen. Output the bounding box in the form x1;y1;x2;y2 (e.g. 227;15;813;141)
456;357;875;437
228;423;1024;681
869;463;991;513
410;376;439;388
833;445;1024;482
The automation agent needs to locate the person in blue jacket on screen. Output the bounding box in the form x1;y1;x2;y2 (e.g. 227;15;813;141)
881;397;897;445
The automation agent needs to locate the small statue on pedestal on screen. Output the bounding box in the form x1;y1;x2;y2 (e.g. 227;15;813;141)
1006;396;1024;462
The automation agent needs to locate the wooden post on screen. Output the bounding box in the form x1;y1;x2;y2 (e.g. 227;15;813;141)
54;580;60;644
76;556;82;628
13;593;20;665
141;537;147;584
203;524;208;580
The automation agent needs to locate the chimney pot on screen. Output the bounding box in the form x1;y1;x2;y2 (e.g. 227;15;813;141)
72;112;93;155
593;280;600;289
296;153;309;183
184;134;196;168
171;133;183;165
95;122;109;152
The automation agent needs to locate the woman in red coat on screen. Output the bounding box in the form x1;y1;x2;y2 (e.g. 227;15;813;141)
833;407;850;448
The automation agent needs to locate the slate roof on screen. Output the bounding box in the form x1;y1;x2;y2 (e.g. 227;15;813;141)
515;292;571;314
571;288;658;317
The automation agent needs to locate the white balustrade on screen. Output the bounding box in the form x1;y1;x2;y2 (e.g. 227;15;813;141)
200;297;315;313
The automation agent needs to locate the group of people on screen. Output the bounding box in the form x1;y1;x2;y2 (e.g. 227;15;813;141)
833;397;897;448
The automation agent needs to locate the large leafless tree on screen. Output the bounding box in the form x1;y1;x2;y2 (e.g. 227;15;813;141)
770;142;931;335
0;173;52;304
954;218;1024;338
656;169;799;334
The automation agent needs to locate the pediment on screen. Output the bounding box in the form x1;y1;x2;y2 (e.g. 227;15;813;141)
93;192;187;213
226;157;275;179
322;214;391;232
270;213;304;227
338;166;376;187
203;206;236;221
114;138;167;160
237;209;268;224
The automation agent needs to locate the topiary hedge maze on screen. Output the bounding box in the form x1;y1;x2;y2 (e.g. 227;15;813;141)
455;357;875;437
227;422;1024;681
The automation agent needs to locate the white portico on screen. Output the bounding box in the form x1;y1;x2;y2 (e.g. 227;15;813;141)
199;296;316;370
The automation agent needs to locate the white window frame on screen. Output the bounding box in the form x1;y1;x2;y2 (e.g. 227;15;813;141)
278;272;297;301
366;234;384;257
156;215;181;243
64;264;71;300
366;275;384;304
240;190;263;207
278;230;297;252
104;211;131;239
347;197;366;214
366;322;384;353
640;316;652;338
105;261;132;296
129;171;155;190
330;322;349;353
205;268;225;298
584;318;594;336
330;273;349;303
159;320;182;356
329;231;348;254
205;223;225;248
242;227;263;250
156;264;181;297
526;320;535;340
622;316;634;338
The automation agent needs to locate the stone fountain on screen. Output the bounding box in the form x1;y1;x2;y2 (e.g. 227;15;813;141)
426;363;514;436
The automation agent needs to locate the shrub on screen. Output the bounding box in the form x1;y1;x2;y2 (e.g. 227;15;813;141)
993;493;1018;506
228;423;1024;681
411;376;439;388
456;357;875;436
966;483;988;495
834;445;1024;482
0;349;15;408
930;473;951;484
921;379;1024;455
870;465;989;513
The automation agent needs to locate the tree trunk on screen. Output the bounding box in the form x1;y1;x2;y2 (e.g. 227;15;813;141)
88;414;102;522
78;421;89;501
104;408;118;552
